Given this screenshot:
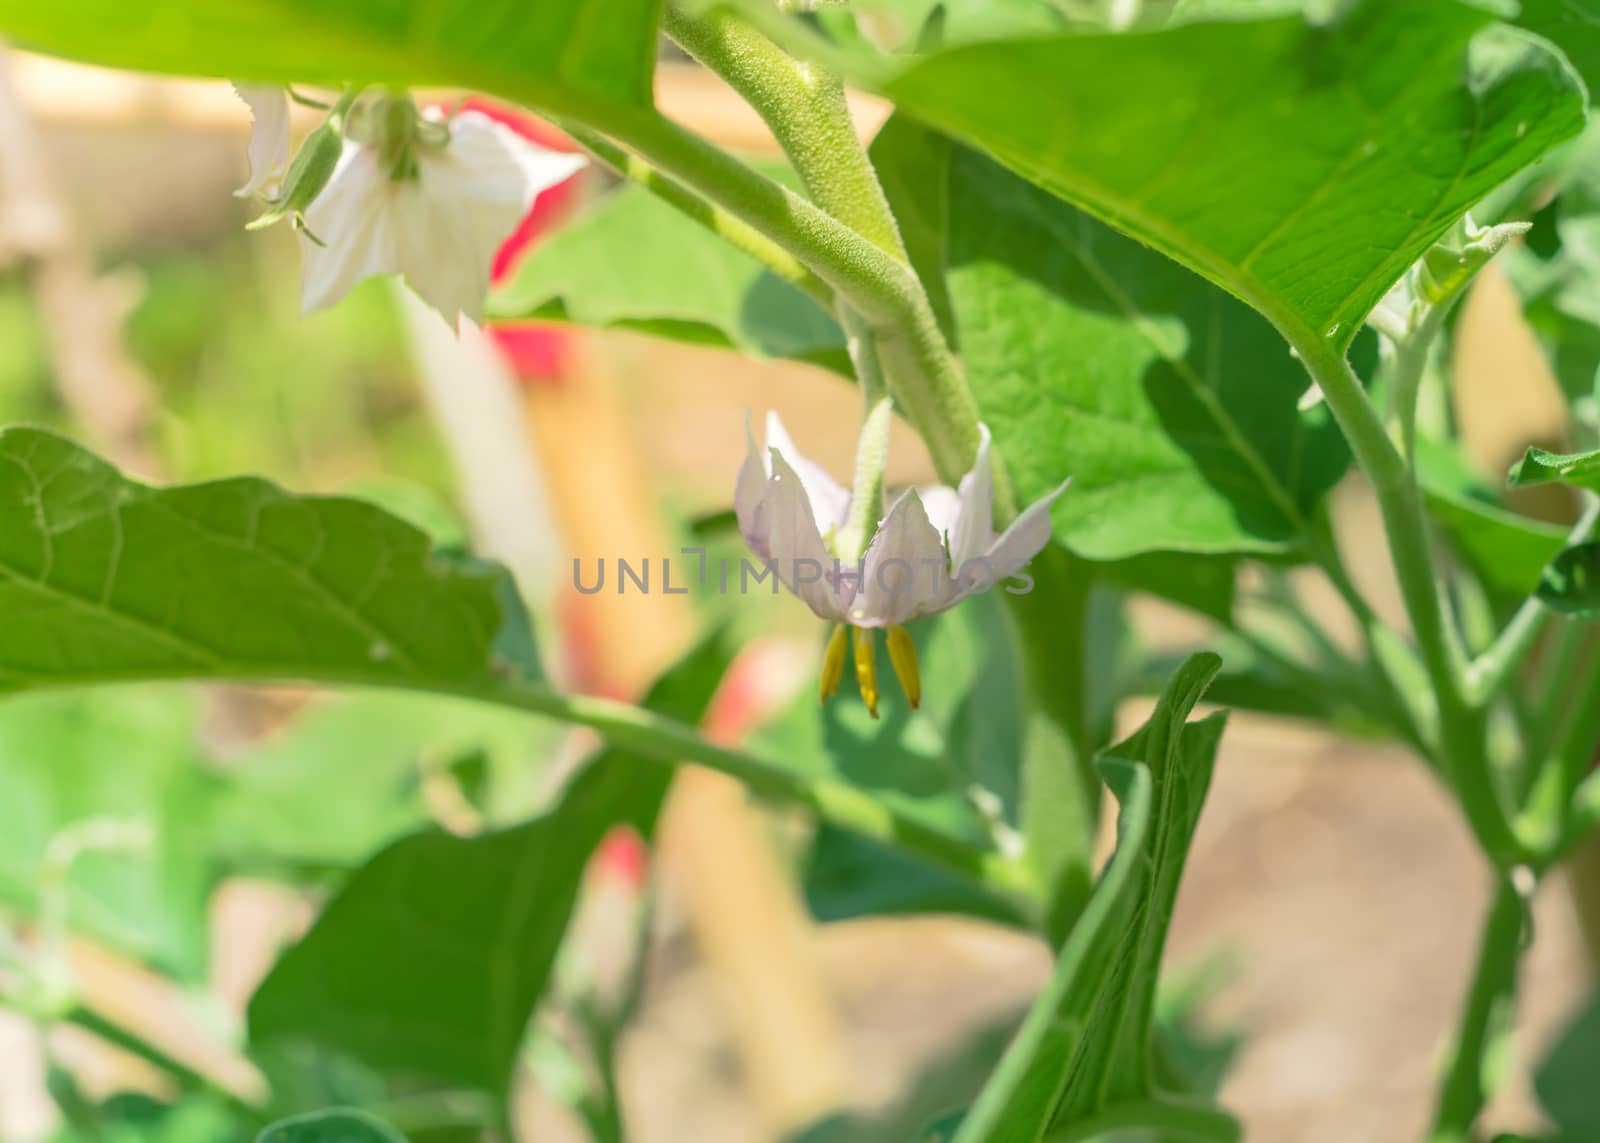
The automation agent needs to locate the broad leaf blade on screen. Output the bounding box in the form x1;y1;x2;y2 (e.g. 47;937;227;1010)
247;632;733;1102
0;429;535;693
1516;0;1600;91
945;148;1351;558
953;653;1227;1142
832;1;1586;346
1537;540;1600;618
0;0;658;113
489;186;849;372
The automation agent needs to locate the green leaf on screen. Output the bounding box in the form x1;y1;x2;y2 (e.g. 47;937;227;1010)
1100;552;1237;624
945;147;1352;558
819;0;1586;348
751;592;1025;849
802;825;1027;928
1515;0;1600;91
488;186;849;373
247;632;732;1103
0;428;536;694
0;688;218;978
1536;988;1600;1139
1536;540;1600;617
1508;445;1600;491
952;654;1229;1142
0;0;658;115
256;1109;409;1143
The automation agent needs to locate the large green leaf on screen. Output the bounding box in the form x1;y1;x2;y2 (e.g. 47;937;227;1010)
247;632;732;1105
1536;988;1600;1139
488;186;850;373
1537;540;1600;617
257;1110;409;1143
945;148;1352;558
1516;0;1600;92
0;0;658;115
751;591;1025;848
0;428;535;694
807;0;1586;348
951;654;1230;1143
0;688;218;978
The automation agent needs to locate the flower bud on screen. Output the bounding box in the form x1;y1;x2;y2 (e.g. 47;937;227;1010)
246;116;345;237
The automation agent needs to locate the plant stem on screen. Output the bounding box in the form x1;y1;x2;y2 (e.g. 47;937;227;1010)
556;120;836;310
1427;874;1525;1143
457;677;1040;907
1295;335;1521;865
662;3;906;261
63;1004;261;1116
577;79;978;483
1466;494;1600;705
1044;1098;1240;1143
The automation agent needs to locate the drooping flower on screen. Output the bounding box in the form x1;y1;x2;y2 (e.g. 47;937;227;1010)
232;83;292;199
299;101;587;325
736;412;1068;716
233;88;587;327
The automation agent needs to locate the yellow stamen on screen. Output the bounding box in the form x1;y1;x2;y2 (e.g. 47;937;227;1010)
885;625;921;710
820;624;849;704
852;626;879;719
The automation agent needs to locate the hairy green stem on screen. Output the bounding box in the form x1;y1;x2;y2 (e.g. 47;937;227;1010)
590;14;978;482
1427;875;1525;1143
1295;336;1521;865
662;3;907;261
556;120;835;310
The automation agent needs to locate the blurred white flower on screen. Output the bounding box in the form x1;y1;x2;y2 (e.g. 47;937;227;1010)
299;107;586;326
232;83;292;199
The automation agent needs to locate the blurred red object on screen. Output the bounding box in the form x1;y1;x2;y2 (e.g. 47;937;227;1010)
457;96;584;382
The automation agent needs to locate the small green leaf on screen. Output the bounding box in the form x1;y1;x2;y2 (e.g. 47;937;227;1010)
0;0;658;115
488;186;849;373
256;1109;409;1143
802;825;1028;928
945;148;1352;558
1508;445;1600;492
1537;540;1600;618
0;428;536;693
952;654;1229;1142
247;632;733;1103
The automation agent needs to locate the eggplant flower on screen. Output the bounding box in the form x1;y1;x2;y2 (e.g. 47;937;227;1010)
298;104;586;325
736;413;1068;716
233;83;293;199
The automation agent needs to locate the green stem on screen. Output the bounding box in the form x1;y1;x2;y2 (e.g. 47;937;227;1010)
557;120;835;310
662;3;907;261
63;1004;261;1116
586;30;976;481
458;677;1039;906
1466;495;1600;705
1296;336;1521;865
1043;1099;1240;1143
1427;875;1525;1143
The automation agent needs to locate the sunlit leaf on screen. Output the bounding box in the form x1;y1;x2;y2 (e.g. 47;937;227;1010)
1508;444;1600;491
944;148;1352;558
0;428;536;694
0;0;658;114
